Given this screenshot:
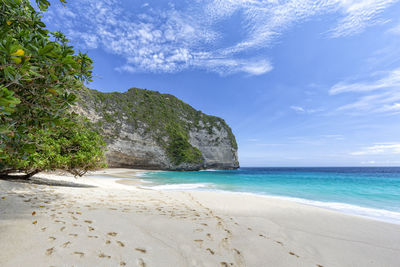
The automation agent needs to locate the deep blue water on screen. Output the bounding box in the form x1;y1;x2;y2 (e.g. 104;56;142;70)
140;167;400;224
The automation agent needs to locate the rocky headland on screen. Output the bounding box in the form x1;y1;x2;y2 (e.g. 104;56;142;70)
75;88;239;170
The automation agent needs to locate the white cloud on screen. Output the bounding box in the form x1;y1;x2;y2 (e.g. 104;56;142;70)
44;0;399;75
351;143;400;155
330;67;400;114
330;0;397;37
330;68;400;95
290;106;306;113
290;105;323;114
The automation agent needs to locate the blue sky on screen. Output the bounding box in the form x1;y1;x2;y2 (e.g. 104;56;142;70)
42;0;400;167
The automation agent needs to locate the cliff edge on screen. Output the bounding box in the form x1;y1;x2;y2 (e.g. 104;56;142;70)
75;88;239;170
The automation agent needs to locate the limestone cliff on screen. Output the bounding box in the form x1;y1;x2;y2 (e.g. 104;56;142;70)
75;87;239;170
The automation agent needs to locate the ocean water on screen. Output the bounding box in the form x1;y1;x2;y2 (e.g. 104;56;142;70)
139;167;400;224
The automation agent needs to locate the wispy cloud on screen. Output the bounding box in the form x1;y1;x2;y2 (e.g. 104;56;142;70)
351;143;400;155
330;67;400;114
290;105;323;114
44;0;399;75
290;106;306;113
330;0;397;37
329;68;400;95
387;22;400;34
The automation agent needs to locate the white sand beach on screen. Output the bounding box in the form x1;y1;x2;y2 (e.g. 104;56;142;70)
1;169;399;267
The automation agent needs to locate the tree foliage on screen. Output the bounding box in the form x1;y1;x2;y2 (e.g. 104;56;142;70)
0;0;106;178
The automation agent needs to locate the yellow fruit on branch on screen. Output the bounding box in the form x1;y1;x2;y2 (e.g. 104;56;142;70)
11;49;25;57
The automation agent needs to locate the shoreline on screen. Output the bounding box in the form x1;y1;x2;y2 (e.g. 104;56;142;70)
137;170;400;226
1;168;399;266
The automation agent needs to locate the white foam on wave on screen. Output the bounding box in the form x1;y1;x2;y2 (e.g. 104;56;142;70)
146;183;400;225
144;183;212;190
270;195;400;225
134;171;155;177
208;190;400;225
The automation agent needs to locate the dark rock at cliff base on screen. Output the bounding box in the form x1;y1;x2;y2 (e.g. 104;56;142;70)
75;87;239;170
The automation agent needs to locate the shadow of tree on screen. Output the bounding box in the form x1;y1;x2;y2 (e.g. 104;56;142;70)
0;176;96;188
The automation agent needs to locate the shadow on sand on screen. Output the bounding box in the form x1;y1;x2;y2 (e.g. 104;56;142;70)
0;176;96;188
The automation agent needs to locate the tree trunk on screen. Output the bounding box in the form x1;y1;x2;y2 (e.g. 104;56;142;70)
0;170;40;180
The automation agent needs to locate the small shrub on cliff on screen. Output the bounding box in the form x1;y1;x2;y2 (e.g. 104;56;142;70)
166;125;202;165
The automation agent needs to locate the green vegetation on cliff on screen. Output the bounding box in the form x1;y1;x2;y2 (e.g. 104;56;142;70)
78;87;238;166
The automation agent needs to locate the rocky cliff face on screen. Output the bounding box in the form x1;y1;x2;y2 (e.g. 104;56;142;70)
75;87;239;170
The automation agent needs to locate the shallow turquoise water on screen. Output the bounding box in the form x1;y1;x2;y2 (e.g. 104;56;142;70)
140;167;400;224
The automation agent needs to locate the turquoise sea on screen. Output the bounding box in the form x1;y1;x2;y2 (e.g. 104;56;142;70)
139;167;400;224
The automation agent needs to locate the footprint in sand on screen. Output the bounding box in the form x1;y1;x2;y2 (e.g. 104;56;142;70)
105;240;111;244
194;239;203;248
88;235;98;238
289;252;300;258
206;233;213;241
135;248;147;254
60;226;66;231
84;220;92;224
275;240;284;246
107;232;117;237
120;261;127;266
137;258;146;267
88;226;95;231
73;251;84;258
69;233;78;237
98;252;111;259
48;236;56;241
232;248;245;266
46;247;54;256
194;228;204;233
224;229;232;237
116;241;125;247
61;241;71;248
206;248;215;255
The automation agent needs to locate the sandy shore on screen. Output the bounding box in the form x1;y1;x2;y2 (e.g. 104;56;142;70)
1;169;399;267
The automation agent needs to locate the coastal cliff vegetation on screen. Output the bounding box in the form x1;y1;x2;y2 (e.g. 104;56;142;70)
78;87;237;166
